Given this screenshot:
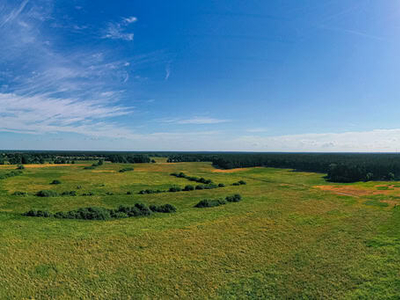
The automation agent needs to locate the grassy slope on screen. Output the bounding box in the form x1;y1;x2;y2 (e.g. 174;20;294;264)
0;160;399;299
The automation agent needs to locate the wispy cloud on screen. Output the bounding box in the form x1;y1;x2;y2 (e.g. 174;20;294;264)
102;16;137;41
159;117;230;125
165;65;171;80
0;0;29;28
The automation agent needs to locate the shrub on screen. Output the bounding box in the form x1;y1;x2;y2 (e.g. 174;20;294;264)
36;190;59;197
16;165;25;170
139;189;163;194
117;203;152;217
82;192;95;196
195;185;204;190
84;166;95;170
23;210;52;217
218;183;225;187
76;185;82;189
183;185;194;191
119;167;134;173
50;180;61;185
238;180;247;185
232;182;240;186
54;207;112;220
169;186;182;192
12;191;27;196
61;191;77;196
149;204;176;213
127;191;132;195
106;192;114;195
226;194;242;202
195;199;226;208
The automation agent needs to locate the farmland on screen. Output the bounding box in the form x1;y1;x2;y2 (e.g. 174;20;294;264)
0;158;399;299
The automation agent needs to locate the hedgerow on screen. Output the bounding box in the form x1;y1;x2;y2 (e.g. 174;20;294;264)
195;194;243;208
36;190;59;197
23;202;176;220
12;191;28;196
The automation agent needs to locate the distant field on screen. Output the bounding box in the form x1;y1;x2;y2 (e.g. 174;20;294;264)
0;159;399;299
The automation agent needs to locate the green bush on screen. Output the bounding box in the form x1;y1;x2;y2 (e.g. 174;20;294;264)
238;180;247;185
139;189;163;194
195;199;226;208
50;180;61;185
23;210;52;217
218;183;225;187
36;190;59;197
55;207;111;220
149;204;177;213
226;194;242;202
61;191;77;196
106;192;114;195
16;165;25;170
84;166;95;170
82;192;95;196
169;186;182;192
232;182;240;186
126;191;132;195
119;167;134;173
12;191;27;196
183;185;195;191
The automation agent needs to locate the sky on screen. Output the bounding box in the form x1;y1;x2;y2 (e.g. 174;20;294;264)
1;0;400;152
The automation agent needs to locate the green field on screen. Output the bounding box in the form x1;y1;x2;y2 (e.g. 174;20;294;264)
0;159;399;299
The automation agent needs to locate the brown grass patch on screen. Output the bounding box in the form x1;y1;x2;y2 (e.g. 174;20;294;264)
212;168;252;173
314;185;382;197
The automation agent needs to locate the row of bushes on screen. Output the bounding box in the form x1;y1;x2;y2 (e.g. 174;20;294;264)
195;194;242;208
23;203;176;220
232;180;247;186
170;172;214;184
139;183;225;195
14;190;136;197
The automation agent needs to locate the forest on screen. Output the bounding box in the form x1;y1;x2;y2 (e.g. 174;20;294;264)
2;151;400;182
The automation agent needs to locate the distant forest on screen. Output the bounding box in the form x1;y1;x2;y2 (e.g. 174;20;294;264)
2;151;400;183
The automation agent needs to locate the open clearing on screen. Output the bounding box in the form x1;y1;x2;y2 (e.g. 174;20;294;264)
0;161;399;299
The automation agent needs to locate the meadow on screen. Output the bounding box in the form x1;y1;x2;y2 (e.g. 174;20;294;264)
0;158;399;299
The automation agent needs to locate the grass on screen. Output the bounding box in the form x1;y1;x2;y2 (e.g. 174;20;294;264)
0;160;399;299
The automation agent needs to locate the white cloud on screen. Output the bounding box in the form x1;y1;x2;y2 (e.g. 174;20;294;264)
230;129;400;152
102;16;137;41
123;16;137;24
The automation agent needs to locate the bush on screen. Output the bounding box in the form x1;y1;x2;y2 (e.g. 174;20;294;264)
238;180;247;185
169;186;182;192
36;190;59;197
195;185;204;190
127;191;132;195
82;192;95;196
84;166;95;170
218;183;225;187
76;185;82;189
116;203;152;217
55;207;111;220
183;185;194;191
106;192;114;195
139;189;163;194
50;180;61;185
149;204;176;213
119;167;134;173
16;165;25;170
195;199;226;208
23;210;52;217
232;182;240;186
61;191;77;196
226;194;242;202
12;191;27;196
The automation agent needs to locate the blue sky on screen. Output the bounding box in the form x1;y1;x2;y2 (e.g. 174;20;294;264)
1;0;400;151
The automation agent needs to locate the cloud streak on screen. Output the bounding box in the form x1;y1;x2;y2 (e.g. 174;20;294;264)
102;16;137;41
